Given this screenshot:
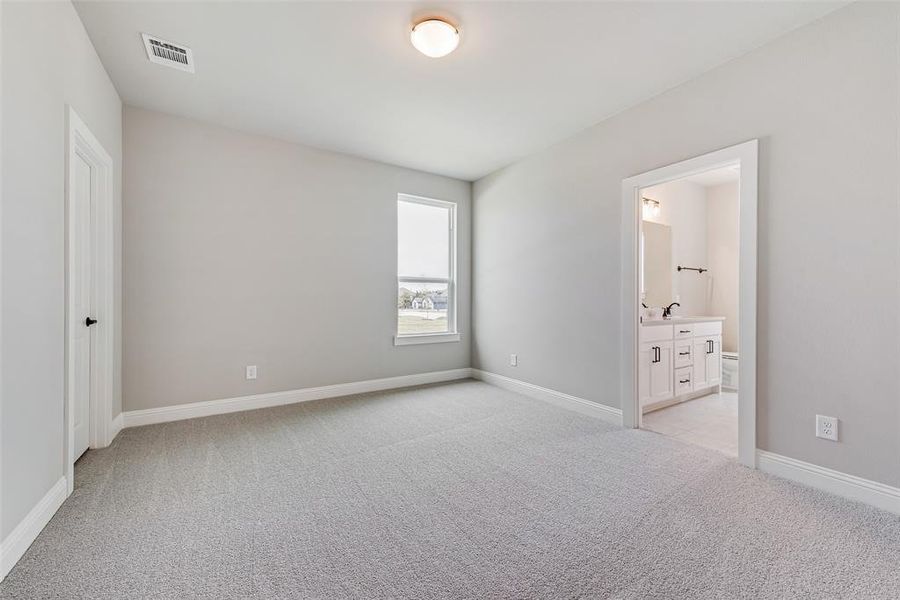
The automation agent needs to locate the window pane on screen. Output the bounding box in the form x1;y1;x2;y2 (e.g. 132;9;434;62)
398;200;449;279
398;282;449;335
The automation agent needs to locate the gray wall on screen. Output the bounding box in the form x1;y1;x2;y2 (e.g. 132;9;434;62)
473;2;900;487
1;1;123;539
123;107;471;411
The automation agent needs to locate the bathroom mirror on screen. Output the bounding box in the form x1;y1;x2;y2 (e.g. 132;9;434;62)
641;220;672;307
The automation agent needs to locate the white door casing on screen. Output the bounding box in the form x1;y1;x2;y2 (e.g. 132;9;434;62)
621;140;758;468
66;107;115;496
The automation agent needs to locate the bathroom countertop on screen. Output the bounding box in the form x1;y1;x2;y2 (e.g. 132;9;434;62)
641;316;725;326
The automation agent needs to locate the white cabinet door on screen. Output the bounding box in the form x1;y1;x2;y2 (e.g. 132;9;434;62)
692;335;722;389
692;338;709;388
706;335;722;386
651;342;675;402
640;340;674;406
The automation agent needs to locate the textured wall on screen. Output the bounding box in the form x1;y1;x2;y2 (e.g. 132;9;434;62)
473;3;900;486
123;107;471;412
1;1;123;539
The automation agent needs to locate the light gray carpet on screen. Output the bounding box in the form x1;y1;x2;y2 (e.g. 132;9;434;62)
3;380;899;599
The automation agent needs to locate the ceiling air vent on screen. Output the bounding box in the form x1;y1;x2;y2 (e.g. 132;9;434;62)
141;33;195;73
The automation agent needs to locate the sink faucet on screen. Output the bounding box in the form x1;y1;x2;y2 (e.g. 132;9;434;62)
663;302;680;319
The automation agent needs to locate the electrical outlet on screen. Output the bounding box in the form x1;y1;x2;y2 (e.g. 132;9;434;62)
815;414;838;441
509;354;518;367
246;365;257;380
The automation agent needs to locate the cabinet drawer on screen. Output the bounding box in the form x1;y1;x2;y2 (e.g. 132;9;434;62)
693;320;722;336
675;367;693;395
674;341;693;368
674;325;694;339
640;324;673;343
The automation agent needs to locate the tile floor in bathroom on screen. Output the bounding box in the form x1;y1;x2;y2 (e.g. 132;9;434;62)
642;391;738;457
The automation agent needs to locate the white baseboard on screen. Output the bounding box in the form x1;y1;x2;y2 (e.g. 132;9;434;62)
110;412;123;443
471;369;622;426
0;477;67;583
757;450;900;515
122;368;473;428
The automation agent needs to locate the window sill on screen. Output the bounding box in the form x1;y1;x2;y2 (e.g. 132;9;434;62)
394;332;460;346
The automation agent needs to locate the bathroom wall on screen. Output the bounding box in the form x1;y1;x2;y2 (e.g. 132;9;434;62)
707;182;739;352
642;176;739;351
641;179;709;316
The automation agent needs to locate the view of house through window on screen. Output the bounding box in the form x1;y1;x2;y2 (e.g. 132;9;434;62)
397;195;455;336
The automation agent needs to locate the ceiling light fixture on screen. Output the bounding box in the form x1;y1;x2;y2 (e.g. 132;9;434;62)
411;18;459;58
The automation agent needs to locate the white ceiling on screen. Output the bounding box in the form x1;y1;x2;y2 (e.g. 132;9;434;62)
74;1;841;181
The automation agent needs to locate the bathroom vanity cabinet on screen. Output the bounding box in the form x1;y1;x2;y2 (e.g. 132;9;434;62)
639;318;723;412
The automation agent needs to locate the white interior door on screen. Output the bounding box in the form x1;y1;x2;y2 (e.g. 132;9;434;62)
72;152;94;460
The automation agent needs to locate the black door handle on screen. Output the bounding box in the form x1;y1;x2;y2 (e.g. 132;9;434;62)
85;317;98;327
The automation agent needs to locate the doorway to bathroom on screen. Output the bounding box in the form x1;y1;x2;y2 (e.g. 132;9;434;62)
620;141;758;467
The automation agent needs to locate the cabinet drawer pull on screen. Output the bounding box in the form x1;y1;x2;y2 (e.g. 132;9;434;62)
679;330;690;334
679;379;690;384
678;351;690;356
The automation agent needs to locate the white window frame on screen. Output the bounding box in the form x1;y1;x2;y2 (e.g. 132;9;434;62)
395;193;459;346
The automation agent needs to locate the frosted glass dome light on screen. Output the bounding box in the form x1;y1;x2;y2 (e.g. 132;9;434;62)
411;19;459;58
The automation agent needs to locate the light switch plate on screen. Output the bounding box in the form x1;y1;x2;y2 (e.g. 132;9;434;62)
246;365;257;380
509;354;518;367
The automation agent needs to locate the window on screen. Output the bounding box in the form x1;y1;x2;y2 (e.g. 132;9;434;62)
396;194;458;345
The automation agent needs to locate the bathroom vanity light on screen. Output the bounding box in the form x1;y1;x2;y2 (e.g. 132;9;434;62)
411;18;460;58
642;197;660;219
